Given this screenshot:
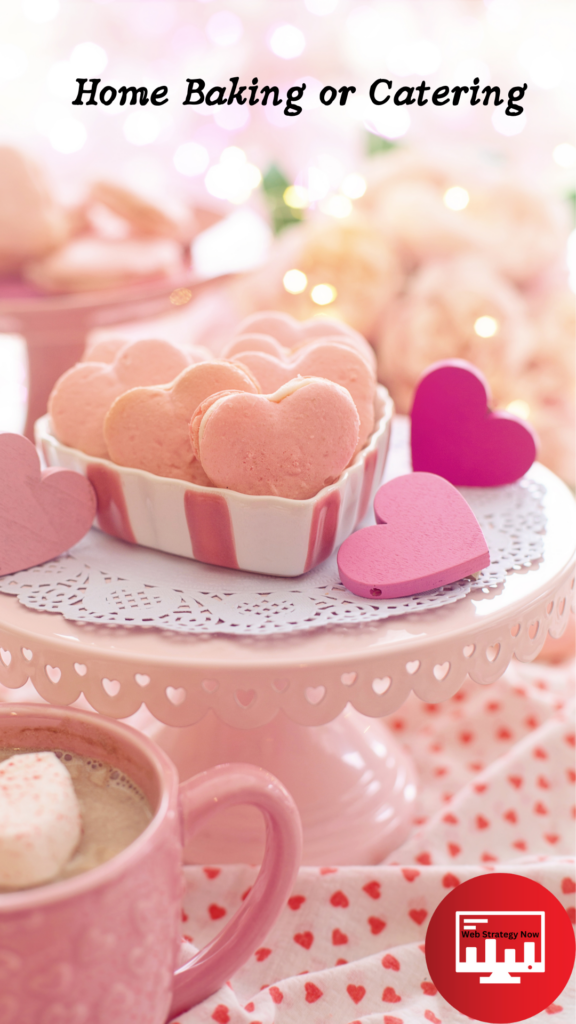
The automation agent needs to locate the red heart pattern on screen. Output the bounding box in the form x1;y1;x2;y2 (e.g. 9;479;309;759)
0;433;96;576
175;665;574;1024
411;359;537;486
347;984;366;1004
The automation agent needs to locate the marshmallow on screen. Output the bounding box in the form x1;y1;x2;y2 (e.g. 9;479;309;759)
0;752;81;889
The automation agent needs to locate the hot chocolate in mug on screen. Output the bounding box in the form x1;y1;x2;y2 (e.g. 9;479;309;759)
0;704;302;1023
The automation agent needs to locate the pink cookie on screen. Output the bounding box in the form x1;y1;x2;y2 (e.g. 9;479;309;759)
411;360;538;486
83;337;211;365
232;311;377;370
48;339;189;458
104;361;259;483
337;472;490;599
191;377;360;500
231;341;376;452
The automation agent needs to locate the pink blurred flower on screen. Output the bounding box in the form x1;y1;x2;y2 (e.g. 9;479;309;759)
358;150;569;285
377;254;534;411
231;215;404;340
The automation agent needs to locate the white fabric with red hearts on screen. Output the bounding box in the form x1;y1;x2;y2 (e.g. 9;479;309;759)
172;657;575;1024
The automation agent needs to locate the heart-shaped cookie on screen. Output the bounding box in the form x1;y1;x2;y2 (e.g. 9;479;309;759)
0;434;96;575
48;339;190;458
230;341;376;451
104;361;259;483
337;472;490;598
191;377;360;500
231;311;377;370
411;360;537;486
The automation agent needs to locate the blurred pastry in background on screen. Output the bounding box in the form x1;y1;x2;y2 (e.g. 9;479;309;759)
0;146;75;275
24;236;185;292
232;215;404;340
0;145;210;293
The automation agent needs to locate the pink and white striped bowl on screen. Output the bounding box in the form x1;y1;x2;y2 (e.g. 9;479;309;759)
35;386;392;577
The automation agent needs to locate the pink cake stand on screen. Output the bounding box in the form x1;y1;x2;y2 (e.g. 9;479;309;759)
0;268;214;441
0;462;573;865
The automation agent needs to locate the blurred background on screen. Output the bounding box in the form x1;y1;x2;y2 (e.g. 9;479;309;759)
0;0;574;480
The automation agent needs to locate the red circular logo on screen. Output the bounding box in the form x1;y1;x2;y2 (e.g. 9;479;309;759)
425;873;575;1023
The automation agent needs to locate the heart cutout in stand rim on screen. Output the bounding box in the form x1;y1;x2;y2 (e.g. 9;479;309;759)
305;685;325;705
166;686;186;706
337;472;490;600
410;360;538;486
372;677;391;695
0;433;96;576
235;688;256;708
102;677;121;697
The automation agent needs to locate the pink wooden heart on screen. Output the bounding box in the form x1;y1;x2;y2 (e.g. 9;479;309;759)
337;472;490;599
0;434;96;576
411;360;537;486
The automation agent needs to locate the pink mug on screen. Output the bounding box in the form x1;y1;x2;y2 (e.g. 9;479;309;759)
0;704;302;1023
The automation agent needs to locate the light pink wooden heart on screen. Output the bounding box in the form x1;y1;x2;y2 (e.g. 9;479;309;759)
411;360;537;486
337;472;490;599
0;434;96;576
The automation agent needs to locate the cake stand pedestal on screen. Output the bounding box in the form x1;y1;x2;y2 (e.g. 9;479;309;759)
0;463;573;864
0;271;212;440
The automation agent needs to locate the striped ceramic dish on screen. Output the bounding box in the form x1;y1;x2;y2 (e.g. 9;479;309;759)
35;385;393;577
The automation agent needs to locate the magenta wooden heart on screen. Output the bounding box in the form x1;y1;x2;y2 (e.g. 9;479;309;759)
411;360;537;486
337;472;490;599
0;434;96;576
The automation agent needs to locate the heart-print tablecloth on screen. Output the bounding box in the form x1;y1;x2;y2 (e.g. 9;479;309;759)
172;655;575;1024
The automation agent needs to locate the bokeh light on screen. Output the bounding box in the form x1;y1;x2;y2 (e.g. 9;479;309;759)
305;0;339;13
47;61;78;101
365;106;411;140
0;44;28;80
69;42;108;76
443;186;469;211
553;143;576;168
123;110;161;146
341;173;366;199
283;185;310;209
49;117;87;154
22;0;60;23
269;25;306;59
506;399;530;420
205;147;261;204
283;269;308;294
320;195;352;218
173;142;209;177
206;11;243;47
474;316;499;338
492;109;527;136
311;283;337;305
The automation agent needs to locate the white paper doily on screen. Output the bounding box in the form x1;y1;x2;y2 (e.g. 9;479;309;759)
0;469;546;636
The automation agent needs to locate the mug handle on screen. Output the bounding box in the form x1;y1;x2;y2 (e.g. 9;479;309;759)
169;763;302;1019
